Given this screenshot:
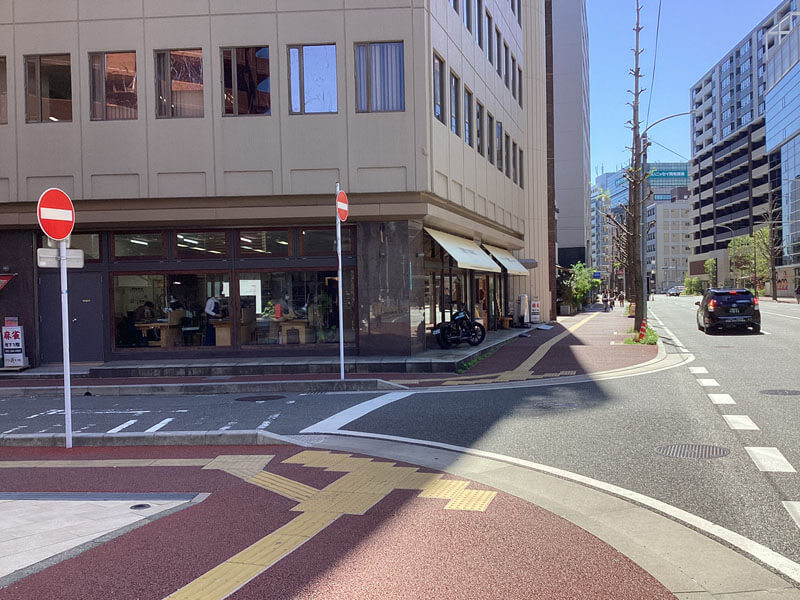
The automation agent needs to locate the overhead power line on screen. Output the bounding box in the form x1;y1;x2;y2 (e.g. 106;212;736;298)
645;0;663;129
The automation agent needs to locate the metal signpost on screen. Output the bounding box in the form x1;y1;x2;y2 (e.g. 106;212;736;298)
36;188;77;449
335;184;349;381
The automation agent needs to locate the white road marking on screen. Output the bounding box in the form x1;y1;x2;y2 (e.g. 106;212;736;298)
26;409;59;419
219;421;237;431
296;429;800;585
745;447;796;473
760;330;772;335
708;393;736;405
696;378;720;387
760;310;800;321
300;391;415;434
722;415;760;430
144;418;174;433
784;502;800;531
256;420;271;430
689;367;708;374
107;420;137;433
2;426;27;434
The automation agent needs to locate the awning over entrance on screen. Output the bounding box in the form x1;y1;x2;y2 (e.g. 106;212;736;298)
424;228;501;273
482;244;529;276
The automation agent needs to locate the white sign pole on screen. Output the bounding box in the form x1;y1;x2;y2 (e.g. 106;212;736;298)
59;239;73;448
336;183;345;381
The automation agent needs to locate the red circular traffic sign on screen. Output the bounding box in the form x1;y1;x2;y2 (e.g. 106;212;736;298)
37;188;75;241
336;190;349;222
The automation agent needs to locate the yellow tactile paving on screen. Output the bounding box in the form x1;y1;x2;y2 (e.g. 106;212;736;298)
228;533;307;567
417;478;470;499
281;450;351;469
247;471;318;502
290;491;387;515
165;561;265;600
0;458;213;469
275;511;340;539
202;455;273;479
444;489;497;512
394;471;444;490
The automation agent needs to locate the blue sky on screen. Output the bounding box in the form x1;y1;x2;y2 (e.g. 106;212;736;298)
588;0;776;181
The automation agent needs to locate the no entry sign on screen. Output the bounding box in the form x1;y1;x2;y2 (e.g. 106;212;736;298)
37;188;75;241
336;190;349;222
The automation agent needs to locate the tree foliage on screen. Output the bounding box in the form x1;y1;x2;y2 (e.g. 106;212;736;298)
728;229;770;288
704;258;717;288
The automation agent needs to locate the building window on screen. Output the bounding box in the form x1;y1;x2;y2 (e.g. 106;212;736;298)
475;0;484;48
301;227;354;255
113;233;165;259
486;12;493;64
722;74;731;88
450;71;460;136
496;121;503;171
155;49;203;118
739;57;751;73
511;55;517;98
451;0;458;12
462;0;472;31
504;42;510;87
222;46;271;116
496;29;502;77
740;110;752;126
741;76;751;90
464;88;473;146
239;230;290;256
89;52;137;121
355;42;405;112
288;44;338;114
512;141;518;183
505;133;511;177
433;54;445;124
517;0;522;26
0;57;6;124
176;231;229;259
476;101;484;155
487;113;495;164
25;54;72;123
519;149;524;188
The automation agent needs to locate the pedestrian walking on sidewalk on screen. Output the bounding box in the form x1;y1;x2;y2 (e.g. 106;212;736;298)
795;284;800;304
618;291;625;308
602;291;609;312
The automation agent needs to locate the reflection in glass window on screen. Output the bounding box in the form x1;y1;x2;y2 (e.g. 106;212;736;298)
113;274;165;348
90;52;137;120
300;228;354;255
288;44;337;114
167;273;230;346
355;42;404;112
70;234;101;260
450;72;460;136
464;88;472;146
176;232;228;258
0;57;7;124
114;233;163;258
476;101;484;155
487;113;495;164
433;54;445;123
155;49;203;118
25;54;72;123
237;271;356;345
222;47;270;116
496;121;503;171
239;230;290;256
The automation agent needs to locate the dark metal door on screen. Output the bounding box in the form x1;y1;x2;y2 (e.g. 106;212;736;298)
38;272;105;364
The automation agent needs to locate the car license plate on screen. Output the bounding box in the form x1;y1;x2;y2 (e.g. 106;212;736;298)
432;328;440;335
729;308;739;314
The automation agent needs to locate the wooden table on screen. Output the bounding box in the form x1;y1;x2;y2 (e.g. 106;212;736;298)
499;316;513;329
211;320;232;347
135;322;180;349
278;319;312;344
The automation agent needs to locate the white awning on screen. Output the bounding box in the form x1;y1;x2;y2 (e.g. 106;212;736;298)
424;228;501;273
482;244;529;276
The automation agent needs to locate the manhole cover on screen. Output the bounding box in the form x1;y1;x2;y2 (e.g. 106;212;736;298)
760;390;800;396
655;444;730;459
235;395;285;402
130;503;151;510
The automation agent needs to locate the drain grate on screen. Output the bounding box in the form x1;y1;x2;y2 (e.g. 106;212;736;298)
760;390;800;396
235;395;286;402
655;444;730;459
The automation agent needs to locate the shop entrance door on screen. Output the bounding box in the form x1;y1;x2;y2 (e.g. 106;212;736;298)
38;272;105;364
474;274;489;326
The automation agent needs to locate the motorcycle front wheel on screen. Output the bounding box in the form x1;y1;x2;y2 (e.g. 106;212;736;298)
467;323;485;346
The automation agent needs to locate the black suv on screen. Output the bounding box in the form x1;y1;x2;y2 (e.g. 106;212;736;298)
696;288;760;334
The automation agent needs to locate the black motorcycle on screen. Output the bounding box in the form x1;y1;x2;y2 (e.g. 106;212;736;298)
432;302;486;349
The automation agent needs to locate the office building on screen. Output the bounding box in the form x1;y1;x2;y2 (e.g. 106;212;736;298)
765;9;800;296
688;1;795;285
551;0;591;268
0;0;550;366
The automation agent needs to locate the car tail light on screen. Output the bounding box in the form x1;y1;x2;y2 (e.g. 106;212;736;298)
754;297;759;310
708;299;716;312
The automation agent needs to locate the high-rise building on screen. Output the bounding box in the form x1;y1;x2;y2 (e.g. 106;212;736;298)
551;0;591;268
765;9;800;296
0;1;550;366
688;1;795;285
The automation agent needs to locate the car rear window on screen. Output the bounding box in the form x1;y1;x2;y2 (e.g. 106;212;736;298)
712;291;753;302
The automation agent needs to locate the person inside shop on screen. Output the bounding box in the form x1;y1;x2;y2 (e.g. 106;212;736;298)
134;301;156;322
133;301;159;345
168;295;184;311
204;293;223;345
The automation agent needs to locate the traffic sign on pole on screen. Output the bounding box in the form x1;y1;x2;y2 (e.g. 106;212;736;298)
336;190;349;222
37;188;75;241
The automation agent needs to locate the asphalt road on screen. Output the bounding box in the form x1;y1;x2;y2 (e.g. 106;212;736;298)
2;295;799;569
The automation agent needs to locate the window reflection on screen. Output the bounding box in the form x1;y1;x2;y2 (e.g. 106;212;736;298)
239;230;289;255
176;231;228;258
25;54;72;123
114;233;163;258
288;44;337;114
222;47;270;116
90;51;137;120
155;49;203;118
0;57;7;124
300;228;353;255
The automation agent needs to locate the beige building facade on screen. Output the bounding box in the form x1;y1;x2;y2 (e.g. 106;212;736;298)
0;0;550;365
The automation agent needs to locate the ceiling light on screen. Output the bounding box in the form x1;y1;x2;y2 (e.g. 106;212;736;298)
240;237;253;243
130;239;149;246
184;238;200;245
277;240;289;246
